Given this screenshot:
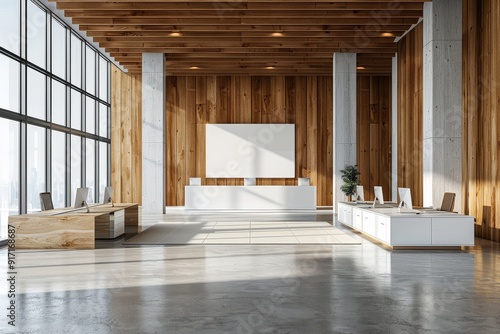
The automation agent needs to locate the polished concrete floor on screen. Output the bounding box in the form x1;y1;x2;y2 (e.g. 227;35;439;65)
1;209;500;334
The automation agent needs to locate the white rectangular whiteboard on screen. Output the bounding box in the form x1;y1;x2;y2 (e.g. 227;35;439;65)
206;124;295;178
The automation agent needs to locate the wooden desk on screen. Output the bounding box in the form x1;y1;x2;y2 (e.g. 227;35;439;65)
8;203;139;249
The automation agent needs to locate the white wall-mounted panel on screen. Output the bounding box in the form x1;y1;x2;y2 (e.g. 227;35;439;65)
206;124;295;178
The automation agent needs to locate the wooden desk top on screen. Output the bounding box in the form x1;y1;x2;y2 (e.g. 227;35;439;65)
15;203;138;218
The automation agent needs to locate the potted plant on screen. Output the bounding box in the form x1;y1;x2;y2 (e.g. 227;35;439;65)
340;164;360;202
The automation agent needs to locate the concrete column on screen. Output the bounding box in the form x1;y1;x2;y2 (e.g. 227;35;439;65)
142;53;165;214
391;55;398;203
333;53;356;213
423;0;462;212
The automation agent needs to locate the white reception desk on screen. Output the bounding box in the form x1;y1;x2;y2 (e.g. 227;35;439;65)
185;185;316;210
337;202;475;249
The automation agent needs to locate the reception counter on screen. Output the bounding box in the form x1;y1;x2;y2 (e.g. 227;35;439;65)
185;185;316;210
8;203;139;249
337;202;475;249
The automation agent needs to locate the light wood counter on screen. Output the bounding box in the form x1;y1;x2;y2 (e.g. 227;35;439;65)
8;203;139;249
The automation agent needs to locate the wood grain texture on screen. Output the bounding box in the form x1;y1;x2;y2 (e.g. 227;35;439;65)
51;0;427;75
8;203;140;248
356;76;392;201
9;215;95;249
111;66;142;205
166;75;333;206
397;22;423;207
463;0;500;242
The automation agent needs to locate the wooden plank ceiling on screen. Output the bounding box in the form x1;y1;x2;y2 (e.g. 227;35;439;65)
50;0;428;76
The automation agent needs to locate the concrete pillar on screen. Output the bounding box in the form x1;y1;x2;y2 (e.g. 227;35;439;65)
392;55;398;203
142;53;165;214
333;53;356;213
423;0;462;212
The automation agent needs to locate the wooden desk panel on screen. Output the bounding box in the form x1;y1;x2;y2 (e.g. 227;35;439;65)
8;203;139;249
9;215;95;249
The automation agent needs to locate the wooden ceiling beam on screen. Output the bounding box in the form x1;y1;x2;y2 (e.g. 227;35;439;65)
50;0;429;3
87;31;404;38
80;24;413;32
71;17;419;26
56;2;423;11
65;10;422;19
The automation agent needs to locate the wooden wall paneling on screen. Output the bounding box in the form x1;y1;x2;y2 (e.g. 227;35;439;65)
493;0;500;235
111;67;122;203
239;77;252;124
132;74;142;205
175;77;187;204
166;77;178;205
317;77;329;204
295;77;308;184
165;75;333;207
205;76;217;186
325;77;334;206
258;77;271;186
306;77;318;198
271;76;286;186
369;77;381;196
121;71;132;203
111;66;142;205
185;77;197;192
285;77;297;186
477;0;490;236
216;76;229;186
195;77;207;185
357;76;371;199
397;22;423;207
356;76;392;202
251;77;262;124
379;76;392;197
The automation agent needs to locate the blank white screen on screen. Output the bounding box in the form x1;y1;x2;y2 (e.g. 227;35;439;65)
206;124;295;178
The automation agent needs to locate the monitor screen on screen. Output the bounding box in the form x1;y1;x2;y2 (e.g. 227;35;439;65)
373;186;384;204
206;124;295;178
103;186;113;204
398;187;413;209
74;187;89;209
356;185;364;201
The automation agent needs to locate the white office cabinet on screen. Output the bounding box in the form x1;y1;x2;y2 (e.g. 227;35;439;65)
362;211;376;236
375;215;389;243
391;217;432;245
431;218;475;245
346;206;353;226
338;203;346;223
110;209;125;238
336;202;474;248
353;208;363;230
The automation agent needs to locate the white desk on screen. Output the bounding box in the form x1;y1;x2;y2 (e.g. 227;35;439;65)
337;202;474;249
185;185;316;210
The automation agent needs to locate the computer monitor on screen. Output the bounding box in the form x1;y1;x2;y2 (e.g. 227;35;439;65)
244;177;256;186
398;187;413;210
103;186;113;204
74;187;89;209
355;185;364;201
373;186;384;205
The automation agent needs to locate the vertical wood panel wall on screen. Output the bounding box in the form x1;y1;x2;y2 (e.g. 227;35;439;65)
110;66;142;205
357;76;392;201
463;0;500;242
397;22;424;207
166;76;333;206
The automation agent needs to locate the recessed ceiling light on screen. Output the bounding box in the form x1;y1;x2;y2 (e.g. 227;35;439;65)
356;66;366;70
169;32;182;37
271;32;283;37
266;66;275;70
380;32;394;37
189;66;199;70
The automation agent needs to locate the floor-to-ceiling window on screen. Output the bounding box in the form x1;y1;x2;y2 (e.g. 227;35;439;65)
0;0;111;241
